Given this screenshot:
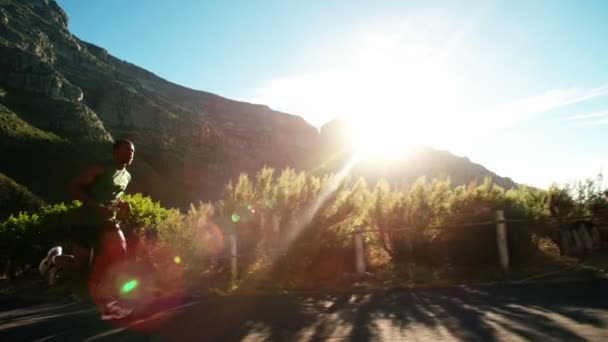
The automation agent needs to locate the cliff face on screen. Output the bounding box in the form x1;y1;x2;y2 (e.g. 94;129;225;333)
0;0;319;207
0;0;516;213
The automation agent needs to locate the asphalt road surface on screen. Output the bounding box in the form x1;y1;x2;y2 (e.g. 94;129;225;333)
1;280;607;341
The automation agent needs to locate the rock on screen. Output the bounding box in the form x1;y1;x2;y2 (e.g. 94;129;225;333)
58;78;83;102
0;9;9;25
0;45;82;101
48;1;68;29
83;42;108;61
29;0;68;30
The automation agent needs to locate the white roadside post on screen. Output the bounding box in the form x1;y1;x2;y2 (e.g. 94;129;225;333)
577;222;593;252
355;226;366;275
273;215;281;256
230;233;238;282
495;210;510;273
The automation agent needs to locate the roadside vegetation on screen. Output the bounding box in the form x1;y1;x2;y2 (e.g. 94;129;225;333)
2;168;607;292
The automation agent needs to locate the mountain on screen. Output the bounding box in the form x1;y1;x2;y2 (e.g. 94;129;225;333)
0;0;318;209
0;172;45;221
314;119;516;189
0;0;516;216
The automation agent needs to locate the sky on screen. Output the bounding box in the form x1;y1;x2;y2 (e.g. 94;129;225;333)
56;0;608;189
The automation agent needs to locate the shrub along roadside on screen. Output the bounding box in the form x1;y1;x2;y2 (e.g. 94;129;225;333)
2;168;607;289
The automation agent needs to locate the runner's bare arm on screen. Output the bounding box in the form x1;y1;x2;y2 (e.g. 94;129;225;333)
68;165;104;209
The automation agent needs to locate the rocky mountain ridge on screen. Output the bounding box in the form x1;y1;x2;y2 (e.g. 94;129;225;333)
0;0;515;215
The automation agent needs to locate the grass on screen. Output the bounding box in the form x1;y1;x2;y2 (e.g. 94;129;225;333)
579;250;608;273
0;172;45;221
4;241;607;300
0;36;10;47
198;238;608;296
0;104;60;141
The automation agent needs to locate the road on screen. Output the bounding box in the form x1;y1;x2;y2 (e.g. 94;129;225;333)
1;280;607;341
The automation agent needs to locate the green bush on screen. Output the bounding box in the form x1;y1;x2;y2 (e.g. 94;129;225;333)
0;201;80;275
3;168;606;284
437;179;532;266
122;193;182;237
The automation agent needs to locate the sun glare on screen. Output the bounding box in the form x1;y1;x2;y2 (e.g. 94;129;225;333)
254;21;475;158
349;117;417;161
343;60;454;161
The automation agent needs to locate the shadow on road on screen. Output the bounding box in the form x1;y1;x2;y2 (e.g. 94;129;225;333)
1;280;607;341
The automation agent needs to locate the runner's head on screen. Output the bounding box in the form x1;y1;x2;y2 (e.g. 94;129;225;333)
113;139;135;167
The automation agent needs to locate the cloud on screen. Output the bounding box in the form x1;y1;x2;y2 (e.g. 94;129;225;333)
480;83;608;129
248;5;608;158
524;160;607;189
576;116;608;127
558;108;608;127
248;6;492;129
249;71;359;127
563;109;608;121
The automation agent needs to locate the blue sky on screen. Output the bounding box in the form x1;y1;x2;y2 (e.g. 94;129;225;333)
56;0;608;189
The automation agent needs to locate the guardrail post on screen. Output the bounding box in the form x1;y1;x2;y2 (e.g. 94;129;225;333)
272;215;281;256
355;226;366;275
230;233;238;282
495;210;509;273
577;222;593;252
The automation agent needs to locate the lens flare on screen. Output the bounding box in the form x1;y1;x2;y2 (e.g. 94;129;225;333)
231;213;240;223
247;204;253;210
174;256;182;264
121;279;138;294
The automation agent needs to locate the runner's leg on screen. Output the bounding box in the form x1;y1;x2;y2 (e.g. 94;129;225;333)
89;221;127;306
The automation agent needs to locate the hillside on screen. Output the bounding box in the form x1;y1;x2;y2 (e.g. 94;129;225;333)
0;172;45;221
0;0;516;217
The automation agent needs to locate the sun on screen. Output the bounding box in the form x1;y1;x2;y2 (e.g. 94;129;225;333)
255;28;470;158
334;34;462;162
348;115;419;162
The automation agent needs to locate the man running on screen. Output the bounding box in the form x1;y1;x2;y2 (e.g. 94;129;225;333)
68;139;135;320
